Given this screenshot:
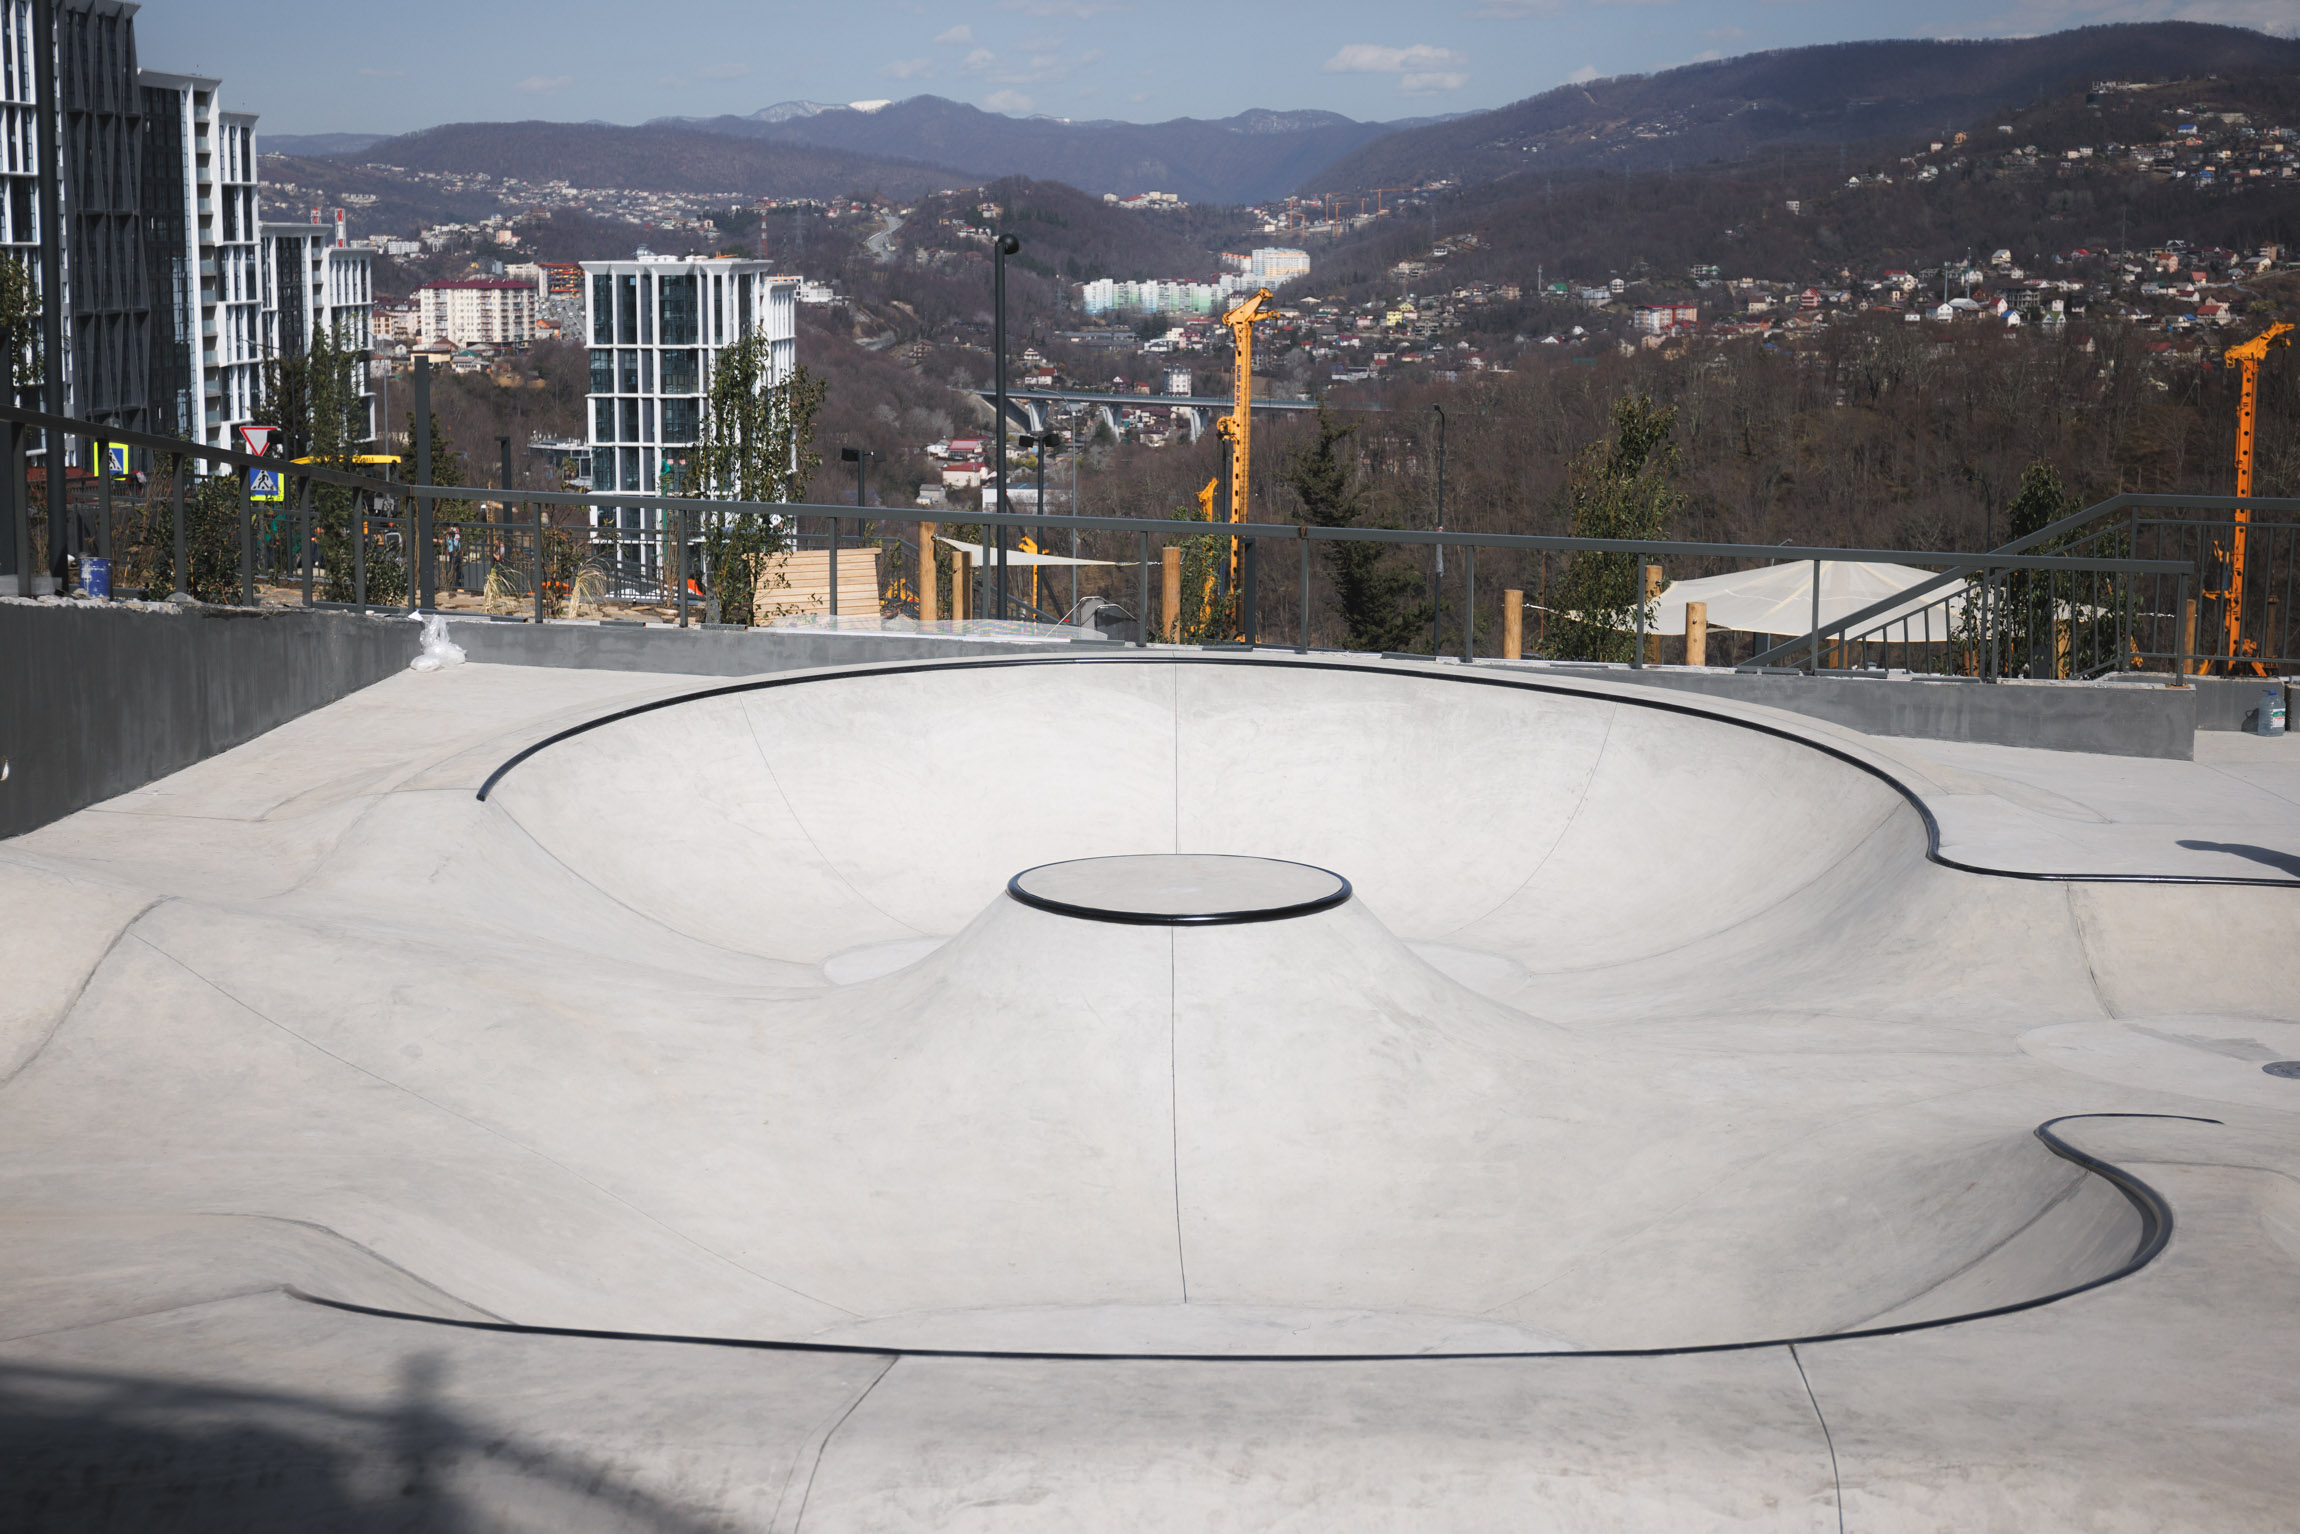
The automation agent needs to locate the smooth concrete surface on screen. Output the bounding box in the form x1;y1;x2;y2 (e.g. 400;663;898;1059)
0;598;421;838
1;651;2295;1528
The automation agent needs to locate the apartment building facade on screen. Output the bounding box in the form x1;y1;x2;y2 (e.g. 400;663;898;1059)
263;207;376;440
580;255;796;591
416;278;533;347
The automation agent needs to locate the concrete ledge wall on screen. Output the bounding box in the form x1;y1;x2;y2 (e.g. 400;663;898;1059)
0;602;421;839
443;616;1079;677
1540;665;2197;759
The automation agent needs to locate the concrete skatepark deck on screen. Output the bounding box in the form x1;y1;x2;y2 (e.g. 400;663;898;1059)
1;650;2296;1529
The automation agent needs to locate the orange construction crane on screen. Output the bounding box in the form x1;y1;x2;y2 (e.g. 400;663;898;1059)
1215;288;1276;620
2215;321;2292;667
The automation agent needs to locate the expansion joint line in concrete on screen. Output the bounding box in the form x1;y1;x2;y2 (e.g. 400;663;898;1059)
778;1353;897;1534
1787;1342;1845;1534
471;654;2300;890
1169;929;1188;1304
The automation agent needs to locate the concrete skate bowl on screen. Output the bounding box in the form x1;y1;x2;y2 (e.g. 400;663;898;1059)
447;654;2175;1358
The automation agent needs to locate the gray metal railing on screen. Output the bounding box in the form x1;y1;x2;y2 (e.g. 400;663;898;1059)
0;399;2196;673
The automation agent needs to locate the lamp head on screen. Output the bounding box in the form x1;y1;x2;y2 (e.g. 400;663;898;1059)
996;234;1020;257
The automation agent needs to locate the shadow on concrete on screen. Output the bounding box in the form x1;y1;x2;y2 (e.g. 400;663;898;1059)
0;1352;732;1533
2173;839;2300;879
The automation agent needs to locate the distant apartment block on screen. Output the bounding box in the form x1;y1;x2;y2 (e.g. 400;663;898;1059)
263;208;376;439
417;278;535;347
1247;247;1310;284
581;254;796;590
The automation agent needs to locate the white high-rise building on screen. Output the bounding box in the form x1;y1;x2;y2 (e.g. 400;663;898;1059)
581;254;796;592
140;72;263;449
262;208;377;441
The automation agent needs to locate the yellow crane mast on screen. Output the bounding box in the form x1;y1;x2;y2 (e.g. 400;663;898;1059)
2216;321;2292;668
1215;287;1276;617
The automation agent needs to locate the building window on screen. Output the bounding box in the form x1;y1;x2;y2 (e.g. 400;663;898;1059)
662;398;698;441
660;273;698;344
640;350;653;392
642;399;655;443
620;446;640;491
639;275;653;344
592;274;612;343
589;349;613;394
616;274;637;344
595;397;615;441
661;349;698;393
711;275;723;344
619;398;640;442
618;349;638;393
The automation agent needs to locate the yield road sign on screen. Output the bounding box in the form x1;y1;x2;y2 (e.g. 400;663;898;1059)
238;424;279;458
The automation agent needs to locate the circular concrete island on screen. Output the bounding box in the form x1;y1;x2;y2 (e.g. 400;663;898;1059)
1008;853;1352;925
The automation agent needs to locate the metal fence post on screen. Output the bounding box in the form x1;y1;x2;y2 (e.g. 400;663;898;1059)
829;512;839;619
96;437;111;569
532;502;546;623
1632;550;1646;670
414;356;434;610
1137;530;1149;648
238;461;254;606
352;491;366;613
298;478;314;606
1463;543;1475;664
1242;537;1257;648
675;506;688;628
1808;558;1822;674
168;465;189;603
1298;524;1310;652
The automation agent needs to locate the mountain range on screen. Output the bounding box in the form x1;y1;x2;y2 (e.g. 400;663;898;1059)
268;23;2300;207
1312;23;2300;192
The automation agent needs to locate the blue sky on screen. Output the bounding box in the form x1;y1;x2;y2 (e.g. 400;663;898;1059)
141;0;2299;136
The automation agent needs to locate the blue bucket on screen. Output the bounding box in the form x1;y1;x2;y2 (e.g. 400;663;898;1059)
79;556;109;599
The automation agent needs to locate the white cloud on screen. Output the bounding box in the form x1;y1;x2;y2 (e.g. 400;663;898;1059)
934;24;974;45
884;57;934;79
984;89;1034;114
1324;43;1465;75
963;46;997;70
1566;63;1600;83
515;74;571;94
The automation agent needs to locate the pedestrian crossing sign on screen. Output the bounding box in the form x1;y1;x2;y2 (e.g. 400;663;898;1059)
104;443;127;477
247;466;285;503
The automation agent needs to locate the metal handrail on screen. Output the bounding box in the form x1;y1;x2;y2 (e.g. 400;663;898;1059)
1;400;2195;668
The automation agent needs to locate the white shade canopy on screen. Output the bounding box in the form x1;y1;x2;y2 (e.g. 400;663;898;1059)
1648;560;1970;637
936;536;1118;569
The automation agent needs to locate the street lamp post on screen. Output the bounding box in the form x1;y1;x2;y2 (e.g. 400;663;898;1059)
993;233;1020;618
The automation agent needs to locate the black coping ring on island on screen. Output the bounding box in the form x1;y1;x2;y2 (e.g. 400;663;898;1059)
1006;854;1354;927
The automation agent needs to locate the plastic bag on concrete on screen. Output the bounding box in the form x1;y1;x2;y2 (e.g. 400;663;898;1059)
409;613;467;672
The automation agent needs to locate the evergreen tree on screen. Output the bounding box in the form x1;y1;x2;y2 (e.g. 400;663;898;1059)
694;339;825;624
1283;404;1426;652
1544;394;1684;662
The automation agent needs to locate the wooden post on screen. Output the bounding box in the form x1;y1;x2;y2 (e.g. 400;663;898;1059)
1643;563;1664;664
1161;544;1182;641
1502;588;1523;660
1686;600;1708;667
917;522;938;623
953;548;970;621
2182;598;2199;676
